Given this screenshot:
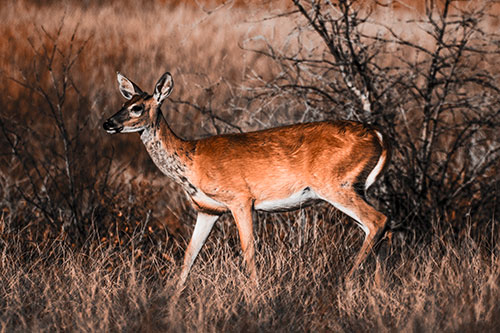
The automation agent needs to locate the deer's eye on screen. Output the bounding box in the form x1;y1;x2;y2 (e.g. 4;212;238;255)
130;105;143;116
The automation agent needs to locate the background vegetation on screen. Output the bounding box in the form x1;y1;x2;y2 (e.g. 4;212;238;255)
0;0;498;331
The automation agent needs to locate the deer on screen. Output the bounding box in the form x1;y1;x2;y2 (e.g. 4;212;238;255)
103;71;391;287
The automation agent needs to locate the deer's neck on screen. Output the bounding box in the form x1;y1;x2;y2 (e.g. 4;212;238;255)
140;110;197;194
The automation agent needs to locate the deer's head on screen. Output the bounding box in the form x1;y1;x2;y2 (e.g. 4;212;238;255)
103;72;173;134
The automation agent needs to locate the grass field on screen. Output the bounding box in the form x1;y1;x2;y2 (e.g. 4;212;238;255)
0;1;499;331
1;211;499;331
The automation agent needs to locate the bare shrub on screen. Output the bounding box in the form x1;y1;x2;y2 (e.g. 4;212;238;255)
244;0;500;239
0;17;104;243
0;17;181;255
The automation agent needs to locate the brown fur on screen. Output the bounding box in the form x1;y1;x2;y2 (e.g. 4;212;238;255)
187;121;381;204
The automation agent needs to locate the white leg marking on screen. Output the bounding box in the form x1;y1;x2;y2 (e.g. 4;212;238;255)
321;198;370;238
365;130;386;190
179;212;219;286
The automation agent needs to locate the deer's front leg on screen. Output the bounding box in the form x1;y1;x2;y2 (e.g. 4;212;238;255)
230;203;257;282
178;212;219;287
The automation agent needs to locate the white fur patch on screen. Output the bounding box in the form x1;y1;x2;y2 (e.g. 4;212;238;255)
179;212;219;284
254;188;318;211
120;126;144;133
192;190;227;209
365;130;386;190
321;198;369;237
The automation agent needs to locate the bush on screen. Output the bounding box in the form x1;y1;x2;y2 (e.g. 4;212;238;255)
243;0;500;240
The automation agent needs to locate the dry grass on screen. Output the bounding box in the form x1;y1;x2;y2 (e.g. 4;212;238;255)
1;208;499;331
0;1;499;332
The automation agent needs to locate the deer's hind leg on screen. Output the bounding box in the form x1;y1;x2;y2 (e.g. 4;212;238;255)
318;187;388;279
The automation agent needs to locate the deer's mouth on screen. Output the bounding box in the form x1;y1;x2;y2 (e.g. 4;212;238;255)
103;119;123;134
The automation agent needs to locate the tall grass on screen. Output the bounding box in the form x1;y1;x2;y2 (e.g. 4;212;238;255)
0;1;499;331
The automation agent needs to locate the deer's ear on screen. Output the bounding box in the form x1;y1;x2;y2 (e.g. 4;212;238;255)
116;72;143;100
153;72;174;104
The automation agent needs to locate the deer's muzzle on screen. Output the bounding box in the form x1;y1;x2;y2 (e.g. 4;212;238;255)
103;118;123;134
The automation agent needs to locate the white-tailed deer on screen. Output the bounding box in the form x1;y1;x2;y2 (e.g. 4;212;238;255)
103;72;391;286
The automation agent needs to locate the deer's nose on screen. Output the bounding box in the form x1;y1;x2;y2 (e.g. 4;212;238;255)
103;119;123;134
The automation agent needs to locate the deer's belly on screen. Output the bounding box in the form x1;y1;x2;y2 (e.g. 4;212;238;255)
254;187;319;212
190;187;319;214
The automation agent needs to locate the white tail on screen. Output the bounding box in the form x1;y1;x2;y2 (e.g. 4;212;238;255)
103;72;391;286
